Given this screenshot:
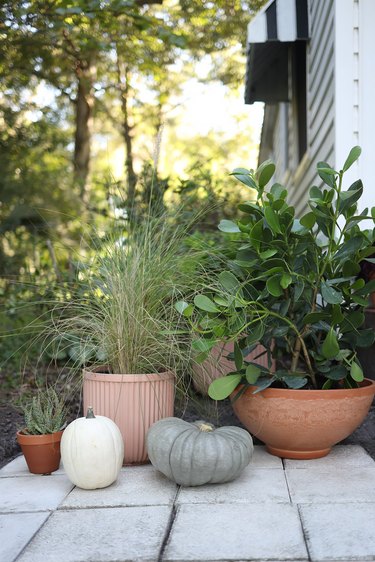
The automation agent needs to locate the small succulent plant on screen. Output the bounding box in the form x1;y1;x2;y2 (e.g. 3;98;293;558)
21;387;67;435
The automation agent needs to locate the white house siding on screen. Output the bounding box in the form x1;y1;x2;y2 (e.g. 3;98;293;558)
289;0;335;216
259;0;335;217
335;0;375;224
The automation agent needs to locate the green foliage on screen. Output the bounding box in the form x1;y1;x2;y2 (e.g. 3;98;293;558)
183;147;375;398
21;387;67;435
44;210;203;393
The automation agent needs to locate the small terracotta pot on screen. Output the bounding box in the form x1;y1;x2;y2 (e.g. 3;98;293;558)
193;341;275;396
16;430;63;474
83;368;175;465
231;379;375;459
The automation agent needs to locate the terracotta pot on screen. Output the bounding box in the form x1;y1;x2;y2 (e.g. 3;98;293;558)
231;379;375;460
16;430;63;474
83;368;175;465
193;341;275;396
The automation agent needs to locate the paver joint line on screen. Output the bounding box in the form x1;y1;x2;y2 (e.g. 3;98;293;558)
296;504;313;562
13;510;54;562
159;486;180;562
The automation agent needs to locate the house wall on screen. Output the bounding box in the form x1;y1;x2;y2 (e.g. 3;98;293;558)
259;0;375;221
335;0;375;225
259;0;335;217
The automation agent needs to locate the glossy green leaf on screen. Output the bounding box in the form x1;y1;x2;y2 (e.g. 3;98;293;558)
334;235;364;261
321;281;342;304
246;323;265;346
343;260;361;276
317;162;336;187
234;342;243;370
194;295;220;313
264;206;281;234
218;220;241;233
231;170;258;190
282;376;308;389
245;364;261;384
280;273;292;289
192;338;216;353
341;311;365;332
259;249;278;260
219;271;241;292
176;300;189;314
257;160;275;188
354;329;375;347
342;146;361;172
270;183;287;199
326;365;347;380
310;186;323;200
294;280;305;301
252;376;277;393
208;374;242;400
350;361;364;382
302;311;330;325
322;328;340;359
300;212;316;229
266;275;283;297
354;279;375;296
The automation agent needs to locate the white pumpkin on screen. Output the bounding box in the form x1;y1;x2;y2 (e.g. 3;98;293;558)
61;407;124;489
146;417;253;486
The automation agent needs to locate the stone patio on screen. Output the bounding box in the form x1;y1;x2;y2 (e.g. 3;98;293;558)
1;445;375;561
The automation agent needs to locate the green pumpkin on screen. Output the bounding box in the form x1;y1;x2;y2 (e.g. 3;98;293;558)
146;417;253;486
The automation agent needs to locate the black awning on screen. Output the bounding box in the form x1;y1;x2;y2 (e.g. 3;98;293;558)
245;0;309;104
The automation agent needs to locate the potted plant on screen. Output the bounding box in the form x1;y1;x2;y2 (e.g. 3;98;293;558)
17;386;67;474
178;146;375;459
49;214;195;465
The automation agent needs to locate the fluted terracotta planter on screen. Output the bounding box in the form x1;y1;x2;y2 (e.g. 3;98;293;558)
83;368;175;465
16;430;63;474
231;379;375;460
193;342;275;396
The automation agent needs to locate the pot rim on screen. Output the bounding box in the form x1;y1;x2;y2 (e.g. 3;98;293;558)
16;429;64;445
233;378;375;399
83;366;175;383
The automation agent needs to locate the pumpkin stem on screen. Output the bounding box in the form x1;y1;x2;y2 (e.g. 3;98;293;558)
197;422;214;432
86;407;96;419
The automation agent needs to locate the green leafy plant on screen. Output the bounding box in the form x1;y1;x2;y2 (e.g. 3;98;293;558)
21;386;67;435
177;147;375;399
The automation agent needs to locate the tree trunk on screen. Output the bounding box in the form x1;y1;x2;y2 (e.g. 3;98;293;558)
74;61;94;202
116;52;137;206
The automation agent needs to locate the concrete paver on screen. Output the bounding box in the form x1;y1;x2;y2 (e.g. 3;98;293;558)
17;506;171;562
177;466;290;505
0;474;73;513
61;465;177;509
299;502;375;561
285;444;375;470
0;512;50;562
1;445;375;561
248;445;283;468
285;466;375;504
163;503;308;561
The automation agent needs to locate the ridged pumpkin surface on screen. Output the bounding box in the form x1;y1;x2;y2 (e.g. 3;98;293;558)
61;412;124;489
146;417;253;486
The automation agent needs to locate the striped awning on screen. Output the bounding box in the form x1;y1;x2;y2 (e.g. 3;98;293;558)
245;0;309;104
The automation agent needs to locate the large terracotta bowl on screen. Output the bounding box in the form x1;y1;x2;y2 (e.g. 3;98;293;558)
231;379;375;459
